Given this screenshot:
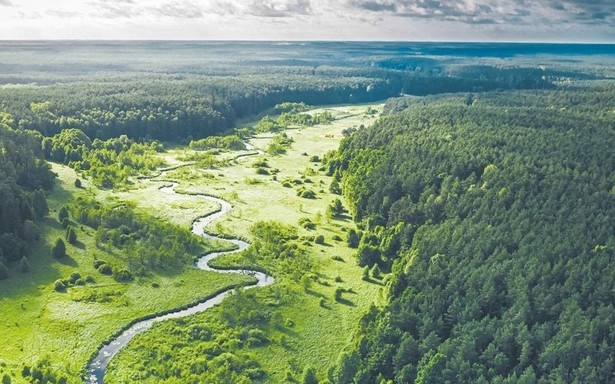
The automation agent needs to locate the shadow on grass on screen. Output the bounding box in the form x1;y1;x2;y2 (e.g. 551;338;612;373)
336;298;355;306
57;255;79;267
72;240;87;250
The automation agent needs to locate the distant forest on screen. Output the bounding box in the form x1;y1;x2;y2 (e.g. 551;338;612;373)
0;42;593;143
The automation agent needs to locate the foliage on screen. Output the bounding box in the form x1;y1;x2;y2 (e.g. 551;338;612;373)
45;132;165;189
332;86;615;383
51;238;66;259
267;132;294;155
0;124;54;275
70;196;203;271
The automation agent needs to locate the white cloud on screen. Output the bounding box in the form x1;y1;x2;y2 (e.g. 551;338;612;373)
0;0;612;41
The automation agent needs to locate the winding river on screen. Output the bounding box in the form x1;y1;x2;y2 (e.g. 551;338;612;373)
85;181;274;384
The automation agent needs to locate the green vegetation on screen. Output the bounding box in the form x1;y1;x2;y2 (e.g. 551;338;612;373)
105;104;383;383
44;131;164;189
189;134;246;151
330;86;615;383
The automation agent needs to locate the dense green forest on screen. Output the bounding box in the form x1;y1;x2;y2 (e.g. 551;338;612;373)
0;122;54;278
0;42;592;144
329;84;615;383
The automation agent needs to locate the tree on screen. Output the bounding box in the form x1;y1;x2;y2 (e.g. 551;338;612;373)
52;238;66;259
347;229;360;248
19;256;30;273
31;189;48;219
328;198;345;218
301;366;319;384
74;178;82;188
66;226;77;244
329;179;342;195
58;206;69;222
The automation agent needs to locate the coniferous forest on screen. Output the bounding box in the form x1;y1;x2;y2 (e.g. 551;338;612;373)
329;86;615;383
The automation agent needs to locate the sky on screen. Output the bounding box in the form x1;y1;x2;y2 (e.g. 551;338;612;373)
0;0;613;42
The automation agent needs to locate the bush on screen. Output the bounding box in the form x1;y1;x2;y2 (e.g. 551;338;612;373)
255;167;269;175
298;217;316;230
54;280;66;292
314;234;325;244
93;259;106;269
75;279;85;286
2;374;10;384
74;178;82;188
332;234;343;242
113;268;133;282
362;266;370;281
52;238;66;259
98;263;112;275
334;287;344;302
69;272;81;284
84;275;95;283
299;189;316;199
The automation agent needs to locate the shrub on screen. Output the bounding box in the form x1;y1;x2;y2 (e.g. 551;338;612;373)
69;272;81;284
255;167;269;175
298;217;316;230
314;234;325;244
98;263;112;275
335;275;343;283
75;279;85;286
84;275;95;283
93;260;106;269
332;234;343;242
54;280;66;292
334;287;344;302
113;268;133;282
299;189;316;199
309;155;320;162
52;238;66;259
74;178;82;188
282;181;292;188
2;374;10;384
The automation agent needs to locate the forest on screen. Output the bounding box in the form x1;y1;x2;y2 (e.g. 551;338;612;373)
328;84;615;383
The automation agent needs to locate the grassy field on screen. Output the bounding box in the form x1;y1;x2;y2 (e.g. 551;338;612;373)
106;103;386;383
0;165;252;383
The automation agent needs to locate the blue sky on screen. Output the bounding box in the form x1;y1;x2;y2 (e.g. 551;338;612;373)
0;0;613;41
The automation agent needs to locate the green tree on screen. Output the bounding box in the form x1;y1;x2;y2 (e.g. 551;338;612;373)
31;189;48;219
346;229;360;248
329;179;342;195
66;226;77;244
52;238;66;259
58;206;69;222
19;256;29;273
301;366;318;384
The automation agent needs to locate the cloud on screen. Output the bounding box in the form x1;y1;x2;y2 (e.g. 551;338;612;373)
150;1;204;19
209;0;312;18
0;0;13;6
89;0;139;18
347;0;615;26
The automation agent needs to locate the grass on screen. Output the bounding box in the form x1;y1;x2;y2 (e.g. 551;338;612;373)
105;103;385;382
0;164;252;383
